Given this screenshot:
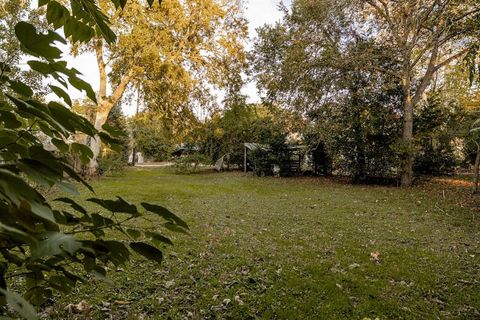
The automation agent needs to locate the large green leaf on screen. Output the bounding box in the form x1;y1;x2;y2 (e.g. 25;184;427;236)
68;75;97;103
76;0;116;44
47;102;97;137
15;22;65;59
54;198;87;215
49;85;72;106
145;231;173;246
0;169;54;222
87;197;139;214
47;1;70;29
83;240;130;266
0;222;36;243
32;232;81;258
129;242;163;264
7;95;68;137
98;132;122;152
102;123;127;137
0;110;22;129
8;80;34;97
164;222;190;235
141;203;188;229
17;159;63;189
0;289;37;320
71;143;94;164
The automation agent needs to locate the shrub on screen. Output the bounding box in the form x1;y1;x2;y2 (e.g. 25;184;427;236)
97;105;130;176
250;148;275;176
97;149;127;176
174;153;211;174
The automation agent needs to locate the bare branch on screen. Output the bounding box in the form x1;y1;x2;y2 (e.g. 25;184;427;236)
433;48;469;72
109;69;134;108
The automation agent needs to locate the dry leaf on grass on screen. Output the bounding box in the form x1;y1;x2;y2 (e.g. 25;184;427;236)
370;251;380;262
64;300;90;314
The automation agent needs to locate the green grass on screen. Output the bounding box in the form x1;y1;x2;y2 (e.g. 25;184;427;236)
50;168;480;319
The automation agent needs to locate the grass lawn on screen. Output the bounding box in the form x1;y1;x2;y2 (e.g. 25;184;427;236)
50;168;480;319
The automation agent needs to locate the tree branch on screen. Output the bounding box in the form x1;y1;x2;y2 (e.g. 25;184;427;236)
433;48;469;72
412;42;439;106
95;39;107;101
109;69;134;108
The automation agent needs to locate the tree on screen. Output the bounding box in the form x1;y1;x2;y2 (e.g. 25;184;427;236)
83;0;248;174
354;0;480;186
0;0;46;98
0;1;189;318
195;100;301;167
252;1;403;181
130;110;198;161
253;0;480;185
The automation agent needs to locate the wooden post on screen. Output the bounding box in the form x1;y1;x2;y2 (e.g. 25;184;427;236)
244;145;247;173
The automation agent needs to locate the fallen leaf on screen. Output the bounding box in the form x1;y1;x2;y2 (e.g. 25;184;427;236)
348;263;360;269
370;251;380;262
165;280;175;288
64;300;90;314
234;295;244;305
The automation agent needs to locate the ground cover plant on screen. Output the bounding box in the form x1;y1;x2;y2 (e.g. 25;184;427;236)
48;168;480;319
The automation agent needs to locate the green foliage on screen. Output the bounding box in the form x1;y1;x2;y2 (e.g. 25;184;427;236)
97;105;129;176
0;0;185;318
252;3;405;182
174;153;210;174
250;147;274;176
298;56;404;182
195;101;299;169
252;0;480;185
130;112;175;162
413;93;466;175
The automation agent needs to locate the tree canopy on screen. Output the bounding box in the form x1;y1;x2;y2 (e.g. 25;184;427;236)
252;0;480;185
79;0;248;173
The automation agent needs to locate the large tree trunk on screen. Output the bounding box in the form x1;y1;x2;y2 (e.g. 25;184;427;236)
85;39;133;175
87;105;111;175
400;79;414;187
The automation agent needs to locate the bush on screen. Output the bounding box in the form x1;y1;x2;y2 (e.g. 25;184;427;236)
97;105;130;176
251;148;275;176
413;94;464;175
194;102;297;169
130;113;175;162
174;153;211;174
414;138;457;175
97;150;127;176
250;134;294;177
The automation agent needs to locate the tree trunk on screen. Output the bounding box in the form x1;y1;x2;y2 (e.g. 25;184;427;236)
472;143;480;194
87;105;111;175
86;38;133;175
401;85;414;187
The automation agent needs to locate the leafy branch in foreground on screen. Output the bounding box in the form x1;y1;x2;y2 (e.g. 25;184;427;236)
0;0;181;319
